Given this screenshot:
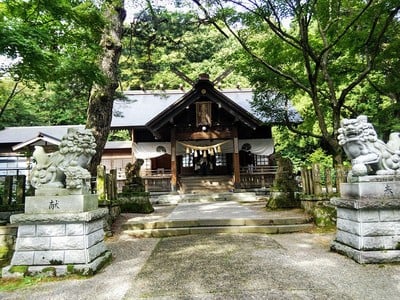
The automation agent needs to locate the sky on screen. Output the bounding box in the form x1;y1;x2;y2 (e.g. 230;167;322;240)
1;1;195;72
125;0;194;23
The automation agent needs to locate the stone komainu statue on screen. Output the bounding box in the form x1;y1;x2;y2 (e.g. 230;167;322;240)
30;128;96;190
338;115;400;177
123;159;145;192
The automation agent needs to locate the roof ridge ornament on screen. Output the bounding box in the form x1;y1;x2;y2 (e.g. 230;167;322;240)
171;67;233;88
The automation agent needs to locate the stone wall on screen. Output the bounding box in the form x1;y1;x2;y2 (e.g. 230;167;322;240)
301;197;336;227
331;195;400;263
336;207;400;250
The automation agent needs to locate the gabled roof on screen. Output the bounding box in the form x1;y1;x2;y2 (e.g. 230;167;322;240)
12;132;62;151
111;77;302;130
146;76;263;135
0;125;85;144
0;125;131;151
111;88;260;128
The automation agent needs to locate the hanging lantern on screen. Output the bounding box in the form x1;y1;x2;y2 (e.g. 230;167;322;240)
199;150;202;155
217;145;222;153
194;150;198;157
186;147;190;154
203;150;207;157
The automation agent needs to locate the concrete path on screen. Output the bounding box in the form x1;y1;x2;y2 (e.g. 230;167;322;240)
1;203;400;299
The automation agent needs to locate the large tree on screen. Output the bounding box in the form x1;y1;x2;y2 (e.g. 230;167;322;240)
86;0;126;174
0;0;104;125
0;0;126;174
190;0;400;165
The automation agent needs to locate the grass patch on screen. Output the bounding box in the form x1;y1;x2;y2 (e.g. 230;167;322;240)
0;276;43;292
309;225;336;234
0;273;88;292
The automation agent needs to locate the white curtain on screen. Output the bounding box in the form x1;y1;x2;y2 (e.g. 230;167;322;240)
132;142;171;159
177;139;274;156
239;139;274;156
133;139;274;158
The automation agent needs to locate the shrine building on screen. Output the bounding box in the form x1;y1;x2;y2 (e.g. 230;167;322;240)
0;74;301;194
106;73;300;193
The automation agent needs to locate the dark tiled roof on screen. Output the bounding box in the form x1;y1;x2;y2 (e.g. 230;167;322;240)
0;88;301;146
112;88;301;128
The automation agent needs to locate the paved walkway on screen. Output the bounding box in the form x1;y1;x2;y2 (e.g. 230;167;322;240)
1;202;400;299
116;201;310;226
166;201;267;220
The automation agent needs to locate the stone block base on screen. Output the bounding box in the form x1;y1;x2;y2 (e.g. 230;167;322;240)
331;241;400;264
25;193;98;214
2;250;111;277
1;208;110;278
331;184;400;263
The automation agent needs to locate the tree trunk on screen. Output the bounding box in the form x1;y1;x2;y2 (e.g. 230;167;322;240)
86;0;125;175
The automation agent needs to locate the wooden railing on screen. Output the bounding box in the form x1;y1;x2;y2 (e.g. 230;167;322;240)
142;175;172;192
240;166;278;189
141;168;172;192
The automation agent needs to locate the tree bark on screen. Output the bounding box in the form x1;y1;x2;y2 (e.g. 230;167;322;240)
86;0;125;175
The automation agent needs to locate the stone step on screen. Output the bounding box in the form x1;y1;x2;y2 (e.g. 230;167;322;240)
153;192;258;205
123;216;312;230
121;216;314;238
121;223;314;238
180;176;233;194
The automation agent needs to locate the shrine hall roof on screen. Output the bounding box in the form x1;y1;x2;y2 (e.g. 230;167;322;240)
0;87;301;148
111;88;302;128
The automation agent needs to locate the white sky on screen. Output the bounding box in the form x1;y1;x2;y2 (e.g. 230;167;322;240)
125;0;194;23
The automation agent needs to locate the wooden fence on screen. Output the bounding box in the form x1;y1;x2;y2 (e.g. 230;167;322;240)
96;165;118;202
300;163;348;196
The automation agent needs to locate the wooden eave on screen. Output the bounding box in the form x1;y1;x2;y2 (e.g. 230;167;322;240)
146;78;263;138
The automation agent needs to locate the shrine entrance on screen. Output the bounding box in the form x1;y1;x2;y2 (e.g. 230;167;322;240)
131;74;285;192
177;140;233;177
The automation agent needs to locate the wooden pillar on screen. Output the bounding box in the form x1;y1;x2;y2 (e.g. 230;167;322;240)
335;164;346;193
109;169;117;201
4;176;13;205
325;168;333;194
171;127;177;191
16;175;26;204
130;128;136;162
312;163;322;196
232;127;241;189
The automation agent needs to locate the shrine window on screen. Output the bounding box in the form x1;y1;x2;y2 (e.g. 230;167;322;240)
215;153;227;166
255;155;269;166
182;154;193;167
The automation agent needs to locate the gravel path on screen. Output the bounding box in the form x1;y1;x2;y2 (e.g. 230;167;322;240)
1;204;400;299
0;238;158;300
124;233;400;299
1;232;400;300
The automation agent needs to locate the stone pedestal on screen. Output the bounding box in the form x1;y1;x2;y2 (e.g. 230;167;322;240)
331;177;400;263
2;190;111;277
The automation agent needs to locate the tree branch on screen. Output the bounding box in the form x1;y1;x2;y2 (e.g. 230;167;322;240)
0;80;24;120
318;0;374;61
337;5;400;108
191;0;229;38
